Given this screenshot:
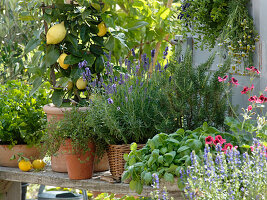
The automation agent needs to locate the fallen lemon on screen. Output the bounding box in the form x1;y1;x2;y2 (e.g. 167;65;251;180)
97;22;107;37
18;160;32;172
76;77;87;90
46;21;67;45
32;159;46;170
58;53;69;69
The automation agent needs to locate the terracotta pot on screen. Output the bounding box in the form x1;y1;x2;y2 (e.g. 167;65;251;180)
94;151;109;172
43;104;88;173
63;139;95;180
0;145;41;167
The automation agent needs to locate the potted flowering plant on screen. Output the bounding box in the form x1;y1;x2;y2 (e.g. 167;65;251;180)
0;80;50;167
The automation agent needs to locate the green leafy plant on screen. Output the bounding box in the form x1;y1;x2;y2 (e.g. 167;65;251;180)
165;43;231;130
0;80;50;146
122;123;224;194
179;0;258;69
43;107;107;158
29;0;114;107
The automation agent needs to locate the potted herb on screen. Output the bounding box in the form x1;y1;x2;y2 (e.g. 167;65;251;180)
0;80;50;167
43;107;107;180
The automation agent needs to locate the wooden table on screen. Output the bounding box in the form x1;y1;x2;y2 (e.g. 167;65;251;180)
0;166;184;199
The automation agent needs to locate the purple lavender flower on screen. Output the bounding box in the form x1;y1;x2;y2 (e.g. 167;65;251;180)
114;76;118;82
107;97;113;104
131;48;136;57
112;83;117;93
125;73;129;81
128;85;133;94
78;60;88;69
169;76;172;82
151;49;156;59
164;59;169;70
163;46;169;59
119;58;122;67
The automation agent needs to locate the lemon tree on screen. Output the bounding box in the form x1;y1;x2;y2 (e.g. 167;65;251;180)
28;0;112;107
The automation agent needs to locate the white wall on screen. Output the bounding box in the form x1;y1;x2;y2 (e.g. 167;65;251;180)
182;0;266;113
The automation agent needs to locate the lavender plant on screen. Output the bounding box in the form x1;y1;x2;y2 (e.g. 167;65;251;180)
150;173;174;200
183;140;267;199
91;48;178;144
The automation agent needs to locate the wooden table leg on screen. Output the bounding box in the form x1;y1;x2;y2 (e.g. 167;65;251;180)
1;182;21;200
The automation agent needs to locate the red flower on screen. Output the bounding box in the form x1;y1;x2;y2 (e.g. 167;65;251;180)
254;68;260;74
248;96;257;102
213;139;220;146
230;77;239;86
247;105;252;111
205;136;214;144
215;135;226;144
222;143;233;152
250;146;254;152
256;94;265;103
241;86;249;94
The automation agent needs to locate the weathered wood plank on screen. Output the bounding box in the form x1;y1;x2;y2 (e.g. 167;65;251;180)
1;182;21;200
0;166;184;199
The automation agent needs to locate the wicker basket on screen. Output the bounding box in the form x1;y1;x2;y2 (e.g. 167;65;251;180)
108;144;144;182
0;180;12;193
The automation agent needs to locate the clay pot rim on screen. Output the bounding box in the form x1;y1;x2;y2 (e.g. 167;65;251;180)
43;104;89;115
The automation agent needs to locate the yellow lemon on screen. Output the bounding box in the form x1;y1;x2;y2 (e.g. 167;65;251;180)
58;53;69;69
46;22;67;45
18;160;32;172
97;22;107;37
67;81;73;91
76;77;87;90
32;159;46;170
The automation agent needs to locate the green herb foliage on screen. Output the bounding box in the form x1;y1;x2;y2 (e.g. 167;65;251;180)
179;0;258;69
122;122;222;194
43;107;107;158
165;43;231;130
0;80;50;146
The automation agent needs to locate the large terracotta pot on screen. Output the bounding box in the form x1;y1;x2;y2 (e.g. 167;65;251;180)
94;152;109;172
43;104;88;173
63;139;95;180
0;145;41;167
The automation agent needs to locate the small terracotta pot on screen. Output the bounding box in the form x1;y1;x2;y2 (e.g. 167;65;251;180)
94;151;109;172
0;145;41;167
63;139;95;180
43;104;89;173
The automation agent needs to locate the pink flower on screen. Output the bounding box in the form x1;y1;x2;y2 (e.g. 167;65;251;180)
264;87;267;92
246;66;260;74
241;86;249;94
230;77;239;86
256;94;266;103
222;143;233;152
205;136;214;144
247;105;252;111
218;75;228;82
234;146;238;149
215;135;226;145
246;66;255;71
254;68;260;74
249;84;254;91
250;146;254;151
248;96;257;102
